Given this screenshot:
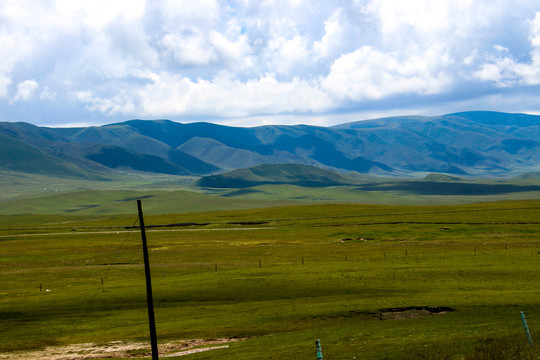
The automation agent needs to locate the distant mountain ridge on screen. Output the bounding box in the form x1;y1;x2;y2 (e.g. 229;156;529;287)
1;111;539;178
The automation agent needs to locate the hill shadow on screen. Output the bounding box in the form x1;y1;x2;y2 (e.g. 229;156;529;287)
358;181;540;196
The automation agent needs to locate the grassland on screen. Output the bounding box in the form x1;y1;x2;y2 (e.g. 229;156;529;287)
3;168;540;216
1;200;539;359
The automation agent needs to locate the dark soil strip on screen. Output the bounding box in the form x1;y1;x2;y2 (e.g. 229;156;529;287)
124;222;210;229
380;306;455;313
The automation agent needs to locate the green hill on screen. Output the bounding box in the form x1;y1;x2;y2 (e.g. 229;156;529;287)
514;172;540;180
2;111;540;178
85;145;190;175
0;133;88;177
198;163;357;188
423;173;462;182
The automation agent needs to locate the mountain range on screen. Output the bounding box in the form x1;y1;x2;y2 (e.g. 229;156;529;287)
1;111;539;179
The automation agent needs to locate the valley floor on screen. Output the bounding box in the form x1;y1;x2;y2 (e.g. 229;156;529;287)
1;200;539;359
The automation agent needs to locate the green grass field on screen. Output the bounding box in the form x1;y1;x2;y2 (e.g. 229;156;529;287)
1;200;539;359
3;168;540;216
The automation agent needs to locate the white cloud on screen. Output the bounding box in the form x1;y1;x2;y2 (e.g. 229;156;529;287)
74;90;94;103
494;45;510;53
322;46;452;101
39;86;56;100
161;31;218;66
0;74;11;99
12;79;39;102
154;0;219;27
473;12;540;87
74;89;135;115
313;8;357;59
265;34;309;75
55;0;145;29
211;30;253;71
463;50;478;66
0;10;32;98
76;71;333;118
152;0;224;69
1;0;540;126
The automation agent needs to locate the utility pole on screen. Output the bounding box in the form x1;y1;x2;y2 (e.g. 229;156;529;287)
138;200;159;360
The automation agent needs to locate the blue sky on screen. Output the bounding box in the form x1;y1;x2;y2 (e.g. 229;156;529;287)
1;0;540;127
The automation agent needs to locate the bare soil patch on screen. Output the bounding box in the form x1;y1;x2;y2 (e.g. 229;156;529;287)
0;338;244;360
379;306;455;320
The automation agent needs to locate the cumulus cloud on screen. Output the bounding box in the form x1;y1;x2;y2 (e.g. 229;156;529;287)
74;89;136;115
12;80;39;102
76;71;333;118
1;0;540;126
160;32;218;66
39;86;56;101
313;8;360;60
322;46;453;101
55;0;146;29
473;12;540;87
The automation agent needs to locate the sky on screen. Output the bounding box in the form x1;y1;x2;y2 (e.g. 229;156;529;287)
1;0;540;127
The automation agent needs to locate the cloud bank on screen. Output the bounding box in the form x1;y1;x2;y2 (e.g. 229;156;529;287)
1;0;539;126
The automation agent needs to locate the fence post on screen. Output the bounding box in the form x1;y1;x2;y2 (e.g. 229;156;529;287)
521;311;534;347
315;339;323;359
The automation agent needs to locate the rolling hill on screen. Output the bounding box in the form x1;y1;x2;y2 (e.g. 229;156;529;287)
0;133;90;177
197;163;358;188
0;111;539;179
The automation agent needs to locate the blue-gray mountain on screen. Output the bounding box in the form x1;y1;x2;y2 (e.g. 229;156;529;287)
0;111;539;178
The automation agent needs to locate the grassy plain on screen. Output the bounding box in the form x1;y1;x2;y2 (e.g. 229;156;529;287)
3;168;540;215
1;200;540;359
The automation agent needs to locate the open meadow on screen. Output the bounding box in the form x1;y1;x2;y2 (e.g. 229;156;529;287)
1;200;540;359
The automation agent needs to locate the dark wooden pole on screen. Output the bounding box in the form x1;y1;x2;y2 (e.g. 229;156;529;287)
137;200;159;360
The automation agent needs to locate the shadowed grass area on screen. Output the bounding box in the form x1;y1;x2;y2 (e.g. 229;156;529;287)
1;200;539;359
358;181;540;195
